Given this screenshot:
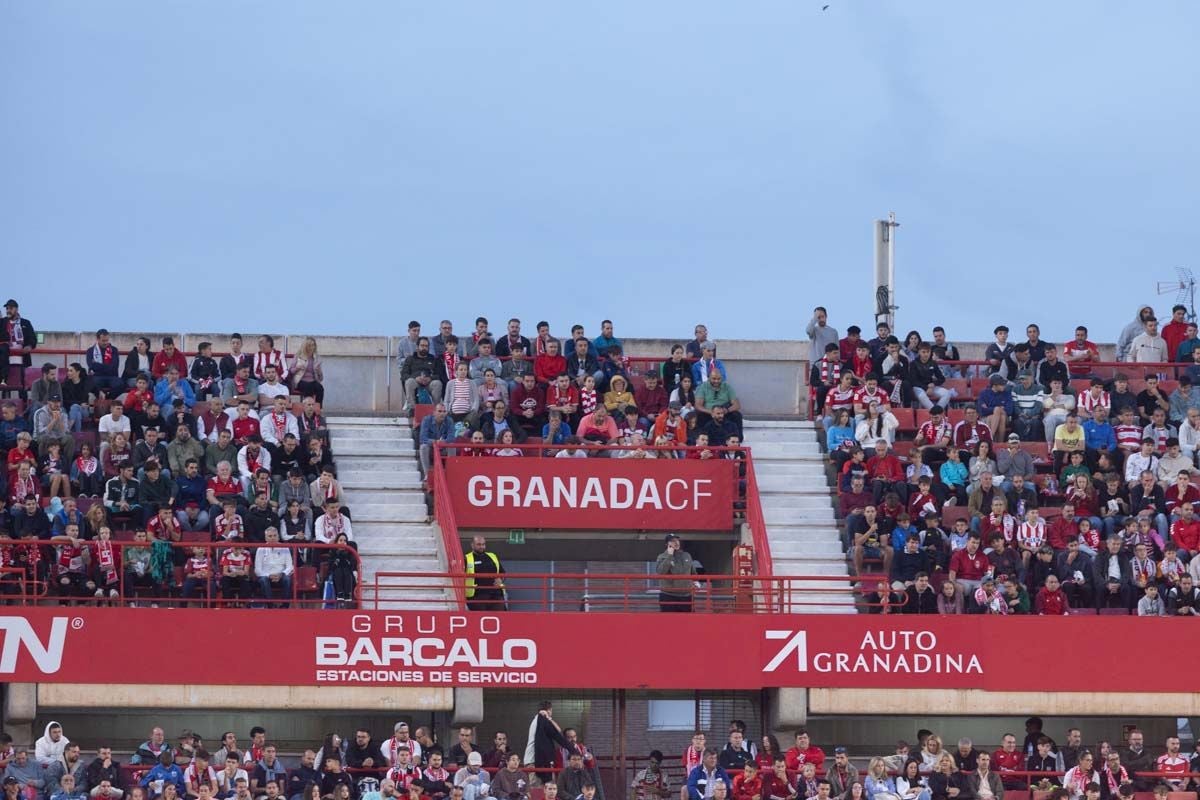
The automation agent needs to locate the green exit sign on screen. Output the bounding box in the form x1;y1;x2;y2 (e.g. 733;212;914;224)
508;530;525;545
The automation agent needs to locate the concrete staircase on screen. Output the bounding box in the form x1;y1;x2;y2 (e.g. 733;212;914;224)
744;419;856;614
326;414;455;610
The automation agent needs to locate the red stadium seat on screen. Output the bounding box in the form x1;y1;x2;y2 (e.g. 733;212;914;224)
1098;608;1129;616
892;408;916;433
942;506;970;527
411;404;434;427
944;378;972;403
1022;442;1050;463
296;566;319;593
892;441;914;459
181;531;210;543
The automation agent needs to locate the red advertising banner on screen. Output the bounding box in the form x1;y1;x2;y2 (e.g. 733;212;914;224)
443;457;736;530
0;609;1193;692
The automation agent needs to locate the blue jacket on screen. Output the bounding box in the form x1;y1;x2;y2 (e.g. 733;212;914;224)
691;358;727;386
419;414;455;446
139;764;185;796
686;765;731;800
976;388;1014;417
826;425;855;451
154;378;196;411
175;474;208;507
541;421;572;445
1083;420;1117;451
940;460;968;488
592;335;622;355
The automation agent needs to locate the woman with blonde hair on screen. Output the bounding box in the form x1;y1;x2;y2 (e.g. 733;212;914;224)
864;758;899;800
919;736;943;774
290;336;325;404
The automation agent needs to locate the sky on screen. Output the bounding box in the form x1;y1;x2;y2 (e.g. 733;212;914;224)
2;1;1199;346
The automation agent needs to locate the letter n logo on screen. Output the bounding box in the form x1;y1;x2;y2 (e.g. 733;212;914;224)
0;617;68;674
763;630;807;673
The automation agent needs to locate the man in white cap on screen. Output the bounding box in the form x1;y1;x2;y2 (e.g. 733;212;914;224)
453;753;491;800
384;724;422;766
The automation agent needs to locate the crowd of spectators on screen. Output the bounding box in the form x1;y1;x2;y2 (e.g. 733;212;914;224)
0;301;356;605
810;305;1200;615
406;318;748;474
0;704;607;800
5;717;1191;800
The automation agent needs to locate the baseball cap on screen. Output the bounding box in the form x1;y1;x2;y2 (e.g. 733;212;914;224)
834;747;847;754
395;722;409;732
3;299;17;309
1007;433;1021;443
701;341;716;351
467;753;483;766
3;777;19;787
990;374;1006;385
668;400;682;411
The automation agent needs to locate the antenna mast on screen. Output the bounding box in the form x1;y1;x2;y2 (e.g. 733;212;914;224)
873;212;899;330
1157;268;1197;322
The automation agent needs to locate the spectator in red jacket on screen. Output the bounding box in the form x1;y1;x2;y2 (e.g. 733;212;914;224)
992;733;1025;789
1035;574;1071;615
152;337;189;381
1163;305;1191;363
732;762;764;800
784;730;825;773
1170;502;1200;559
865;439;907;504
534;340;567;387
635;374;669;419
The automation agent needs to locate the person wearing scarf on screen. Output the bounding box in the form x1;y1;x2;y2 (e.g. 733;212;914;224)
89;528;119;601
1062;752;1099;800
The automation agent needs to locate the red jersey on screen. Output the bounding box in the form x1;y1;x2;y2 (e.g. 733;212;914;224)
1036;587;1069;615
147;515;181;542
853;386;889;409
1171;519;1200;552
865;455;903;482
783;745;825;772
385;765;421;792
1063;340;1099;377
1164;485;1200;515
185;556;211;577
1077;390;1110;417
1115;424;1143;452
733;775;764;800
125;388;153;414
850;355;873;380
6;446;37;476
214;514;244;541
950;548;988;580
826;386;856;414
208;476;241;499
991;749;1023;774
220;550;251;575
231;416;260;443
917;420;951;445
1046;517;1079;550
953;421;992;450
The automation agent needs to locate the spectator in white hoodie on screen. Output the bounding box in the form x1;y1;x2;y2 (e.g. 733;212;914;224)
36;721;69;767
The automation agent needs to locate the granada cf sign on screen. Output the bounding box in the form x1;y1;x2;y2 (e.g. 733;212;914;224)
443;458;737;530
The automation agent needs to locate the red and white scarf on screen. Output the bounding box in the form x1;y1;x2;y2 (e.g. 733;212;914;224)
93;539;117;583
271;411;287;439
57;543;85;575
10;474;37;505
75;455;98;475
819;357;842;385
443;352;460;380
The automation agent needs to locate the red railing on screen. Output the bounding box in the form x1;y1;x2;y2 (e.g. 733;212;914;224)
430;443;467;608
364;571;888;613
742;449;773;576
0;540;360;608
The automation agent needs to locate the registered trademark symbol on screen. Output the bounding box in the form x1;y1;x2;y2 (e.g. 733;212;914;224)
70;618;84;630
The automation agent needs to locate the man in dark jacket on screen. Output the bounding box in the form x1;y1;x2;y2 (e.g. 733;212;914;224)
903;573;938;614
401;338;446;413
478;401;527;443
525;702;571;780
346;730;384;770
1092;536;1132;610
85;746;124;794
1118;730;1155;791
0;299;36;376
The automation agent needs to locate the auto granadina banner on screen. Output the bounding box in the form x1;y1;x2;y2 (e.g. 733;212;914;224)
2;609;1188;691
443;457;737;530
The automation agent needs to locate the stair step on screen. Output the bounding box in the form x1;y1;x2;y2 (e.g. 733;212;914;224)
753;464;828;479
335;457;418;472
743;430;823;444
769;540;845;557
328;427;413;441
743;421;818;429
747;443;821;458
327;416;411;427
758;494;833;510
329;440;415;456
350;504;430;522
771;558;850;577
342;488;426;503
763;507;835;524
356;542;442;557
338;473;424;490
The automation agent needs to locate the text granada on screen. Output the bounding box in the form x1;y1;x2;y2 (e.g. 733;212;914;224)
466;475;714;510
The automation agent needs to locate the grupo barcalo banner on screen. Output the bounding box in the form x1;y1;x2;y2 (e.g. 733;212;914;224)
0;609;1190;691
444;457;737;530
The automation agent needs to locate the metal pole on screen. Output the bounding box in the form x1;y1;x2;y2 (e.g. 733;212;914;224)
886;211;897;331
617;689;627;800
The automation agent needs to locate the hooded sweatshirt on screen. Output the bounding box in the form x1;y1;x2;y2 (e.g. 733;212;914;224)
36;722;69;767
1117;306;1155;363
